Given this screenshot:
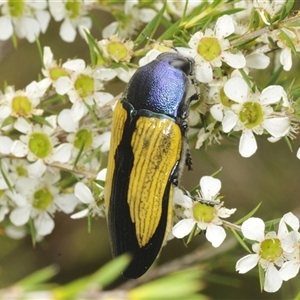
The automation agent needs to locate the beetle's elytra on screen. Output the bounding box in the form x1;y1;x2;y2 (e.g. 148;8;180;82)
105;52;196;278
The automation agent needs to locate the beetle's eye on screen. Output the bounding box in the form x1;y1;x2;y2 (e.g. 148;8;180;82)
169;58;192;75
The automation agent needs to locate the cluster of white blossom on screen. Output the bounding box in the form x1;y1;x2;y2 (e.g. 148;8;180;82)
0;0;96;43
236;212;300;293
1;0;300;294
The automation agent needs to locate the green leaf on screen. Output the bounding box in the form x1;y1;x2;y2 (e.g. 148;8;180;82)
17;265;59;290
258;264;265;293
231;228;251;253
266;66;283;86
84;29;103;66
35;38;44;68
31;115;53;128
129;268;205;299
278;0;294;21
235;202;262;225
280;28;297;56
134;1;167;46
73;141;85;168
53;255;131;299
0;160;13;192
284;135;293;152
286;22;300;27
239;68;252;90
1;116;16;128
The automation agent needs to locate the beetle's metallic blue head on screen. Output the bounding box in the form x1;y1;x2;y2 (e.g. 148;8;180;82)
125;52;195;119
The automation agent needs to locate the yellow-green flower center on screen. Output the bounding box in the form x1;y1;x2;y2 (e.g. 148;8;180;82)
107;41;128;61
74;74;94;99
74;129;93;150
16;166;28;177
12;96;32;116
260;238;283;262
49;67;69;81
33;187;53;210
65;0;80;19
197;37;221;62
239;102;263;129
8;0;25;17
28;133;52;159
192;203;215;223
0;190;5;198
220;87;234;108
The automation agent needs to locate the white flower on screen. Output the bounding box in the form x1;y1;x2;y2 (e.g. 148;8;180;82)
11;115;72;177
98;35;134;63
254;0;286;25
272;28;300;71
0;0;50;42
41;46;71;90
172;176;236;247
71;169;107;219
167;1;203;19
102;0;157;39
55;59;115;121
221;77;290;157
58;108;111;157
278;213;300;281
48;0;94;43
236;213;298;293
180;15;246;83
9;170;78;236
0;81;46;131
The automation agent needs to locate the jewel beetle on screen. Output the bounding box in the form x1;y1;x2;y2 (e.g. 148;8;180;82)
105;51;197;279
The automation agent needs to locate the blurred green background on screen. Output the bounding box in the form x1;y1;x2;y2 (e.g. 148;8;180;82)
1;6;300;300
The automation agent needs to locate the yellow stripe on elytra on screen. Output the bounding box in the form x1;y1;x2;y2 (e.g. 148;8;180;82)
128;116;182;247
105;100;127;212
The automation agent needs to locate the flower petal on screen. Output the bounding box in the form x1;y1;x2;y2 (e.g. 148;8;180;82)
55;76;73;95
222;51;246;68
0;16;13;40
173;188;193;208
246;53;270;69
264;264;282;293
74;182;94;204
210;104;223;122
55;194;79;214
195;62;213;83
259;85;287;105
9;206;31;226
280;47;292;71
28;159;47;178
278;212;300;238
34;212;55;236
200;176;221;200
0;136;13;155
206;224;226;247
222;110;238;132
58;109;78;132
215;15;234;39
239;129;257;157
172;219;195;238
71;209;89;219
262;117;290;138
52;143;72;163
279;260;300;281
241;217;265;241
236;254;259;273
60;19;76;43
224;77;249;103
11;141;28;157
